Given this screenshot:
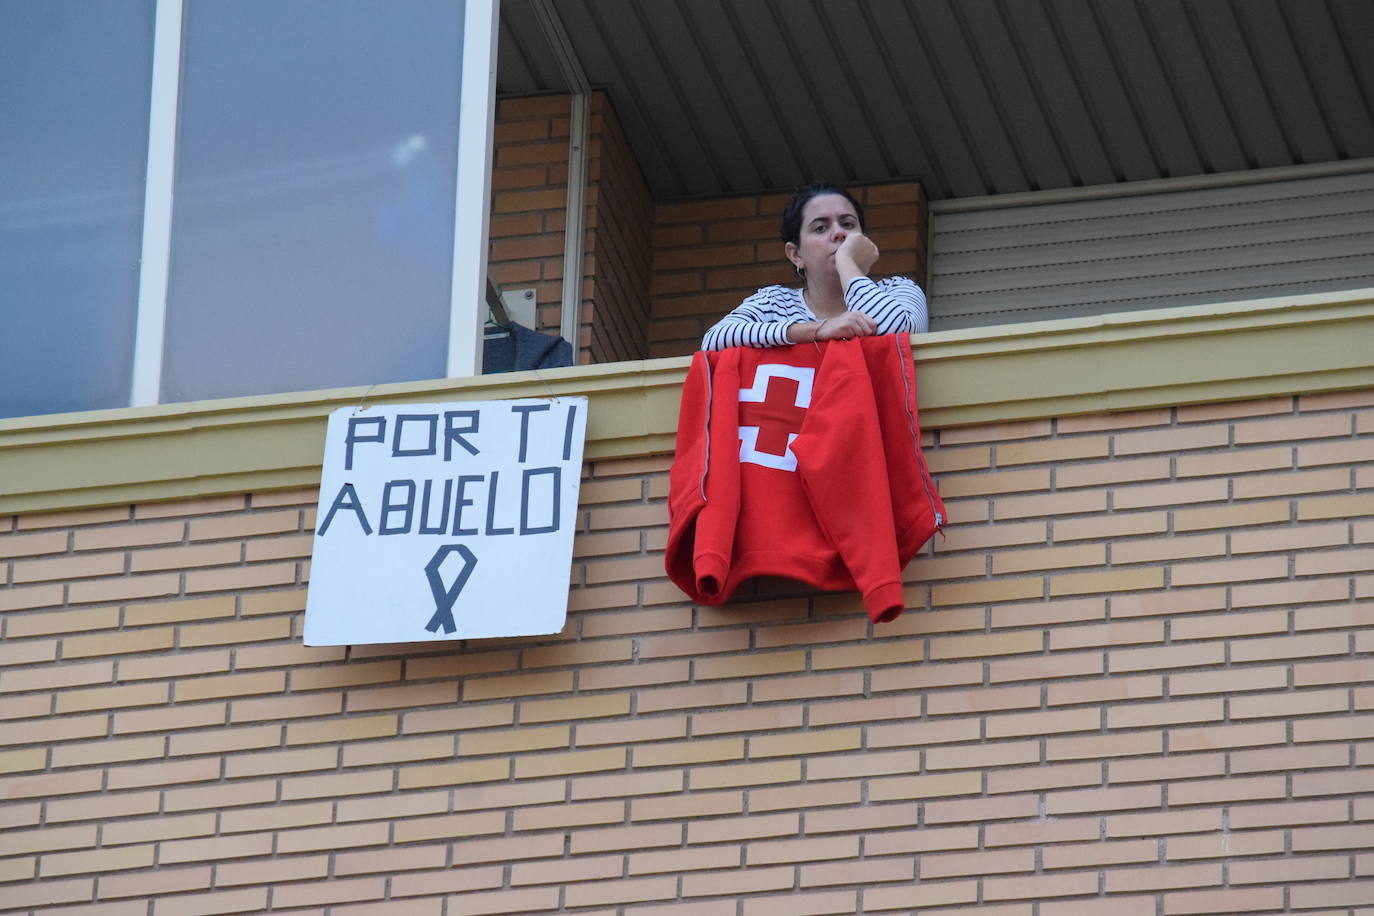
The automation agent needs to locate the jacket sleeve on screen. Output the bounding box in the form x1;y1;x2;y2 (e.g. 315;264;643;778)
664;350;742;604
792;341;907;622
665;351;712;601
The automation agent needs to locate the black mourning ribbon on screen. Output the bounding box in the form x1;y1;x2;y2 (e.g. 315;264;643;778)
423;544;478;634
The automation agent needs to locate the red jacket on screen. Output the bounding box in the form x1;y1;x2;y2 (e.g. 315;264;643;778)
666;335;945;623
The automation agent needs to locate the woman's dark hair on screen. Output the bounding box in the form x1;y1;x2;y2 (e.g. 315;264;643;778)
779;184;865;247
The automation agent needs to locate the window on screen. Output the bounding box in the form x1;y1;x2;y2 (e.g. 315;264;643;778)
0;0;496;421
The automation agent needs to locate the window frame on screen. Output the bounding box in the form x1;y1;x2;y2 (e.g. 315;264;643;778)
126;0;499;409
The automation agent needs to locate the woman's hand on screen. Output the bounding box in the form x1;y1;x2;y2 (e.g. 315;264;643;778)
836;232;880;276
814;311;878;341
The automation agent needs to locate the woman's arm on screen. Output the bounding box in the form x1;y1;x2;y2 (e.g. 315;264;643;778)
835;232;929;334
844;276;929;334
701;287;807;351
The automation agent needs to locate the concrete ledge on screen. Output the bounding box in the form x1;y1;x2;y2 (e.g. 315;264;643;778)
2;289;1371;515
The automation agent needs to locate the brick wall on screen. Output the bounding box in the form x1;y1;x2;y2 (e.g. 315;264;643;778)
489;93;653;366
586;94;654;366
2;390;1372;913
647;183;929;359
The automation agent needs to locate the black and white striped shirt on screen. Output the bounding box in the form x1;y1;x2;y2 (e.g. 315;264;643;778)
701;276;929;351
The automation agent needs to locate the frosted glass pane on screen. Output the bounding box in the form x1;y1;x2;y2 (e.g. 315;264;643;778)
0;1;153;418
163;0;464;404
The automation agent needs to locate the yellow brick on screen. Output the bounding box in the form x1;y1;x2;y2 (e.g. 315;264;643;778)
280;769;394;800
1;659;112;692
167;724;281;757
1049;567;1163;597
131;542;240;573
522;639;634;668
61;627;174;659
1056;457;1171;489
189;510;299;541
185;562;296;594
930;631;1043;660
1173;500;1290;532
1054;512;1166;542
1175;446;1293;478
0;748;47;774
0;823;97;855
342;735;453;767
108;708;221;741
518;693;631;723
11;551;124;584
56;682;169;714
234;643;345;669
690;760;801;790
349;682;459;714
244;534;314;562
0;529;68;559
290;661;401;692
398;757;510;789
0;694;52;719
1298;492;1374;521
0;769;102;801
118;649;232;682
810;641;923;670
937;468;1051;499
994;490;1107;520
694;650;805;680
231;691;343;723
220;802;333;834
239;589;306;616
0;638;58;666
0;856;35;882
286;715;398;745
336;791;448;827
461;725;569;756
1112;534;1226;564
750;728;862;759
634;737;744;768
932;577;1042;607
226;746;339;778
392;811;505;844
51;735;164;768
514;747;626;779
992;544;1105;574
177;617;292;648
0;583;63;613
45;791;160;824
123;595;236;627
404;650;519;680
215;853;329;886
996;436;1109;466
102;813;215;846
174;671;286;702
986;707;1100;739
72;521;183;551
40;844;154;878
462;671;574;701
6;605;120;637
1171;555;1287;586
68;573;179;605
18;505;129;530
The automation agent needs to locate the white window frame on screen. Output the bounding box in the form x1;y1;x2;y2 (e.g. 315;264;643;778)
128;0;499;408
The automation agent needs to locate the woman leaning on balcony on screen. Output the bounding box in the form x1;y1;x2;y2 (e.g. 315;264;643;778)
700;184;929;351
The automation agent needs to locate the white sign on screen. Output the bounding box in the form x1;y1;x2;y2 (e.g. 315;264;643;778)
303;398;588;646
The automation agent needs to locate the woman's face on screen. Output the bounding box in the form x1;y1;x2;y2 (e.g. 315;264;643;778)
786;193;861;282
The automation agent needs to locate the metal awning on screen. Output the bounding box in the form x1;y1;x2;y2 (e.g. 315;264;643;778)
497;0;1374;201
